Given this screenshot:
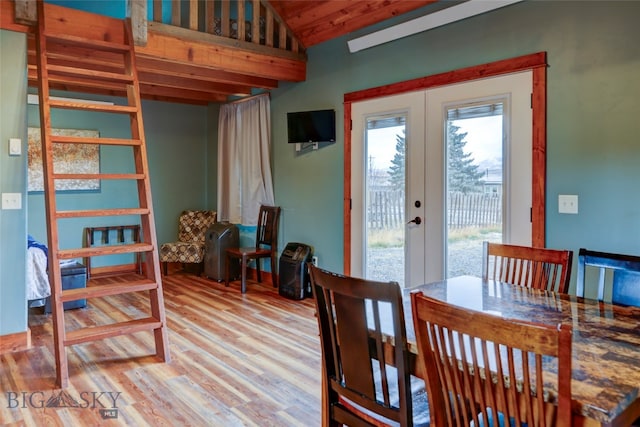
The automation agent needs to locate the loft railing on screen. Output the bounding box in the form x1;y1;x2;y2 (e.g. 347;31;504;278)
150;0;303;54
12;0;304;56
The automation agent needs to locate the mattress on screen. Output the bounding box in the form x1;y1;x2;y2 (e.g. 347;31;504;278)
27;237;51;304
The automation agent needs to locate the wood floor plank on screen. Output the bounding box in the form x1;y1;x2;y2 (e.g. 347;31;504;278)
1;269;321;426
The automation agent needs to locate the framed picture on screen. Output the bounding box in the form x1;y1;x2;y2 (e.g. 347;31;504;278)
28;127;101;193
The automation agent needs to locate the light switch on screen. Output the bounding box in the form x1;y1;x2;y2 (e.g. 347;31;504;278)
558;194;578;214
9;138;21;156
2;193;22;210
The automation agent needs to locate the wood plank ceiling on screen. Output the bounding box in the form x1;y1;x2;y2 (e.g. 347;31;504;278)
2;0;439;105
268;0;437;48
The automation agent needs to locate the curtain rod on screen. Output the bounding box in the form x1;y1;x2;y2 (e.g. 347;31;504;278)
227;92;270;104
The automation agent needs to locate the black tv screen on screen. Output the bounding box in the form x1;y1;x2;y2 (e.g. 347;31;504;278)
287;109;336;143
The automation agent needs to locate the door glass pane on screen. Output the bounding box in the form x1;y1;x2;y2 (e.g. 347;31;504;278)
365;115;406;286
446;103;504;278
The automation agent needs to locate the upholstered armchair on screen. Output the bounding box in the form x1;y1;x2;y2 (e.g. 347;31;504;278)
160;210;217;275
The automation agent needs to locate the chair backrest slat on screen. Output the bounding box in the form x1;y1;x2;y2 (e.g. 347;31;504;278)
411;292;573;427
576;248;640;307
255;205;280;250
482;241;573;293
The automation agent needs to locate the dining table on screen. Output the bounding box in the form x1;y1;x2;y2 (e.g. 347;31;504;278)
403;275;640;427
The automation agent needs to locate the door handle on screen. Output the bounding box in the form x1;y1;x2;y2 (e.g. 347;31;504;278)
408;216;422;225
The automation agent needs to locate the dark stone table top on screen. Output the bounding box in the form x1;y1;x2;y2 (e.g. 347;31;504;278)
406;275;640;426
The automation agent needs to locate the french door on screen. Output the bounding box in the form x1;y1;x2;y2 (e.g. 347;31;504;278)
350;71;533;288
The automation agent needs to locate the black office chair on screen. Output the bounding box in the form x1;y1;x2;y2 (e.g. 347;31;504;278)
308;264;430;427
576;248;640;307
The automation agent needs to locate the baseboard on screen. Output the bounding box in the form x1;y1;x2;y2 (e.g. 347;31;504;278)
0;328;31;354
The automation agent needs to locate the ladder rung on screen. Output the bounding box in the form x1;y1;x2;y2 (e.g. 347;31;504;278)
56;208;150;219
64;318;163;346
44;33;131;53
61;279;158;302
49;100;138;114
54;173;145;181
45;74;126;94
47;64;134;85
45;52;125;75
58;243;153;259
50;135;141;146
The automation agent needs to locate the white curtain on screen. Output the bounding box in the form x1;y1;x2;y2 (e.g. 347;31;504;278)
217;93;274;225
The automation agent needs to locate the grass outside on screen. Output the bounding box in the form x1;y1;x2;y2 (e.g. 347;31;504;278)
368;225;501;248
366;225;502;285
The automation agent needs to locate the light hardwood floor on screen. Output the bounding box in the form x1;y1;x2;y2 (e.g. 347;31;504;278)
1;268;322;426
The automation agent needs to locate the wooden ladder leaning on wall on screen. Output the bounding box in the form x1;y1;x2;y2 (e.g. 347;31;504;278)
34;0;170;388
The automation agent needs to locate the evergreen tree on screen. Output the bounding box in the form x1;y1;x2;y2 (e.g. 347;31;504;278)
447;123;483;193
388;130;405;190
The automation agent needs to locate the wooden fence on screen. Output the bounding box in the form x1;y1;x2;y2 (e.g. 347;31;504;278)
367;190;502;229
447;192;502;229
368;190;405;229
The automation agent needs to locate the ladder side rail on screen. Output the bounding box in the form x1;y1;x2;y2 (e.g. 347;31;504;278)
124;18;170;362
35;0;68;389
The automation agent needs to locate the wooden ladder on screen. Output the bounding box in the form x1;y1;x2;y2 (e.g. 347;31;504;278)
34;1;170;388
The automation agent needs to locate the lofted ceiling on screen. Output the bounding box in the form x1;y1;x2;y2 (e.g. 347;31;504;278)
267;0;438;48
0;0;484;105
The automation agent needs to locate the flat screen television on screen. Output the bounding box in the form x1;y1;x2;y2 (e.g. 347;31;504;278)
287;109;336;143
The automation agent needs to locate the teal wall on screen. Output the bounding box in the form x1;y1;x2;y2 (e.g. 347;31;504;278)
26;95;211;267
270;1;640;294
2;1;640;336
0;28;212;336
0;30;28;335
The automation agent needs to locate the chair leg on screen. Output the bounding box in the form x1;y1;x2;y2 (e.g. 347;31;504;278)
256;258;262;283
162;262;167;275
271;255;277;288
241;255;248;294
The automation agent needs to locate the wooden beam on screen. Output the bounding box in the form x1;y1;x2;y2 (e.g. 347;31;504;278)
39;3;126;43
0;0;31;32
139;83;227;103
137;70;252;96
14;0;36;26
142;23;306;82
127;0;148;46
136;57;279;89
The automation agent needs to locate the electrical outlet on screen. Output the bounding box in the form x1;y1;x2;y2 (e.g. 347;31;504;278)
312;256;318;267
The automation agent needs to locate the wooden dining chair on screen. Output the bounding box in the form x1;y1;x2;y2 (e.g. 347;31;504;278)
411;291;573;427
482;241;573;293
576;248;640;307
308;264;430;427
224;205;281;293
